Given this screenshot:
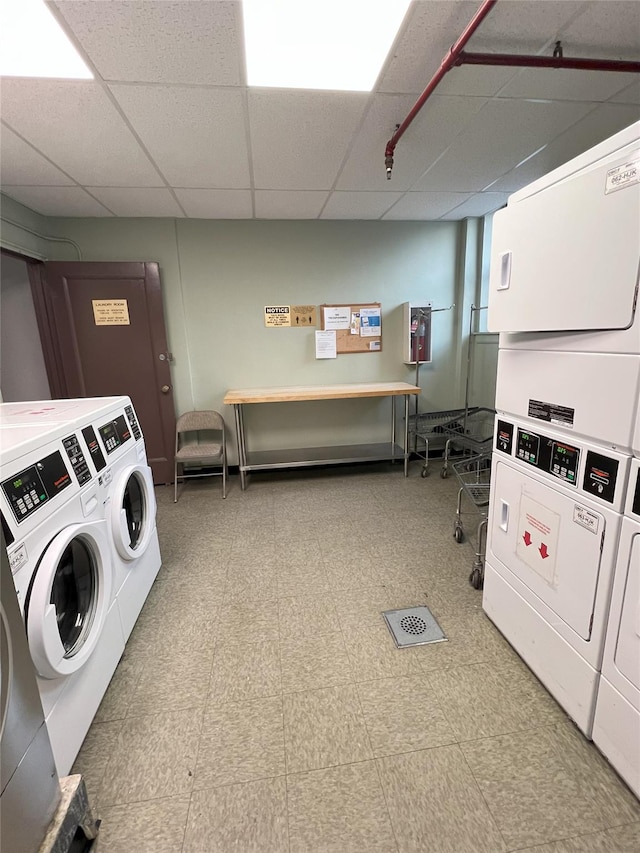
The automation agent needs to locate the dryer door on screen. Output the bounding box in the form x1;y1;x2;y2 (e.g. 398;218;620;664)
26;522;112;678
612;521;640;692
489;460;607;640
111;464;156;561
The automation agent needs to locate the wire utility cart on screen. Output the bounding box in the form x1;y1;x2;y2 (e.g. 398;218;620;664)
408;408;467;477
452;452;492;589
439;406;495;478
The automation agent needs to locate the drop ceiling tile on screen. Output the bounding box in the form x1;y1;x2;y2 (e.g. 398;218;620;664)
488;102;640;193
382;192;472;220
612;79;640;105
255;191;327;219
54;0;242;85
87;187;184;217
0;125;75;186
414;98;594;192
321;191;402;219
439;192;509;220
465;0;587;53
175;189;252;219
557;0;640;57
248;90;369;190
4;186;112;217
436;65;520;98
110;84;250;188
337;94;487;193
380;1;482;94
498;68;639;103
0;79;162;187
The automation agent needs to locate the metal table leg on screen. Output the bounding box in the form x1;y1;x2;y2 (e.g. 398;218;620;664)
391;396;397;462
404;394;410;476
234;403;247;490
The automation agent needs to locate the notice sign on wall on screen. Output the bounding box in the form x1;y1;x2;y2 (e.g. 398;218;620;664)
264;305;291;327
92;299;130;326
291;305;317;327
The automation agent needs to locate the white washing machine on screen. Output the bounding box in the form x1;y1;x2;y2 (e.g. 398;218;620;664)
0;423;125;776
592;457;640;797
83;398;161;642
485;415;630;736
0;397;162;642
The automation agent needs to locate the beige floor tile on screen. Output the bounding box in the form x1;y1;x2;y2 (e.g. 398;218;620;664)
357;675;456;757
96;796;190;853
278;594;340;640
183;777;288;853
124;604;217;663
280;632;353;693
277;560;331;597
287;761;397;853
324;555;384;590
515;822;640;852
224;559;279;603
215;599;280;644
284;685;373;773
377;745;506;853
100;709;202;806
427;660;564;741
343;623;424;681
94;655;142;723
209;639;281;703
71;720;124;812
125;647;215;717
194;696;285;789
417;611;518;673
332;584;429;632
461;723;640;850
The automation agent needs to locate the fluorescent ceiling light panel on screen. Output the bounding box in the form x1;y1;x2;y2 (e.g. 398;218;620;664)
0;0;92;78
243;0;411;91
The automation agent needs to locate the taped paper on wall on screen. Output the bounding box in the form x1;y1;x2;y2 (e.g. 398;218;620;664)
315;330;337;359
323;306;350;330
360;306;381;337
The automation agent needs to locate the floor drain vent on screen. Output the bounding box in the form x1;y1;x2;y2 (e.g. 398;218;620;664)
382;606;447;649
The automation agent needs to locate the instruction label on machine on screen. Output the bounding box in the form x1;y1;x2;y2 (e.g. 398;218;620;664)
516;495;560;586
528;399;575;429
605;154;640;194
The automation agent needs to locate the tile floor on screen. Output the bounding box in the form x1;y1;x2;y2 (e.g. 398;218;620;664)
73;463;640;852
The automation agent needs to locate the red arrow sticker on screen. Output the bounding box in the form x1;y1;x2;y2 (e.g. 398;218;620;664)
539;543;549;559
523;531;532;546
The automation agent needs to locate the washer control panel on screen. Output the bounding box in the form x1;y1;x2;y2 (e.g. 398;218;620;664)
98;413;132;455
125;404;142;441
63;433;92;485
516;428;580;487
82;425;106;472
1;451;72;524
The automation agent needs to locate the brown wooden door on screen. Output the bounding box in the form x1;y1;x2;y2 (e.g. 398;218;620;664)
33;261;176;484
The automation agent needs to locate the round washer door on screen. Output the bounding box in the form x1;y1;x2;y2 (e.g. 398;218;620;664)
111;464;156;562
27;522;112;679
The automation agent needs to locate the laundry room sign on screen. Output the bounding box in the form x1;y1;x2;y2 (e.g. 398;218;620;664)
92;299;130;326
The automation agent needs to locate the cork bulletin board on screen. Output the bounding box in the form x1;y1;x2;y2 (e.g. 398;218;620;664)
320;302;382;354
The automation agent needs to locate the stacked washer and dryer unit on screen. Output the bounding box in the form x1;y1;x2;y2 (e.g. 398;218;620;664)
484;120;640;798
0;396;161;775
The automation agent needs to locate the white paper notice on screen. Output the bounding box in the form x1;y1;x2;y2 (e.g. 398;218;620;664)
360;307;381;336
315;330;337;359
323;306;350;330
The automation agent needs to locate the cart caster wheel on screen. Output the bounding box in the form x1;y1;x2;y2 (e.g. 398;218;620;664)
469;568;483;590
454;527;464;543
421;468;429;478
440;468;448;479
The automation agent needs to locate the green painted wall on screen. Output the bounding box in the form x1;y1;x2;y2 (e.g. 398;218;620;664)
0;193;52;259
29;214;488;462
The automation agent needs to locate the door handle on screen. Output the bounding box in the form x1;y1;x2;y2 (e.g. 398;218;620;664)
161;385;171;394
500;499;509;532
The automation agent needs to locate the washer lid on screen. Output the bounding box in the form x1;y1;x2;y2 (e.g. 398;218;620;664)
26;522;112;679
111;464;156;562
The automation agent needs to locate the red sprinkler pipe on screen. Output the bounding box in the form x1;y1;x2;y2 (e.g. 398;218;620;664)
384;0;498;179
456;50;640;74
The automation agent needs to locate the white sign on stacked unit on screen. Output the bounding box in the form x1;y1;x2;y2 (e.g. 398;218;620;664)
483;120;640;792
